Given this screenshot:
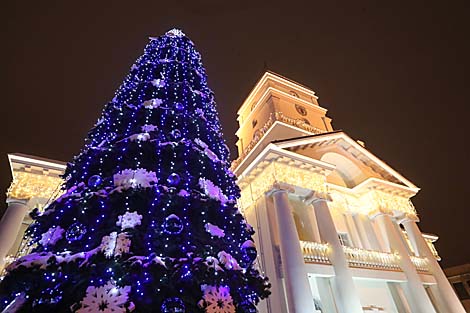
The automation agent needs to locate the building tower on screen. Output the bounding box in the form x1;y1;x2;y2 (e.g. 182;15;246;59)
232;71;465;313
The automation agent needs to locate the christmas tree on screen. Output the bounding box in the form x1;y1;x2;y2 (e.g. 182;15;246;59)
0;29;270;313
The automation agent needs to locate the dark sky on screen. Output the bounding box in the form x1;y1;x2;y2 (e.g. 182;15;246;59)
1;1;469;267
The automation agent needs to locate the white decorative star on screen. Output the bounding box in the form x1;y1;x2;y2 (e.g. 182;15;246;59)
166;28;185;37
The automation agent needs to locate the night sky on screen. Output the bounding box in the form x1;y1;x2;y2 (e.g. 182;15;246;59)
1;1;469;267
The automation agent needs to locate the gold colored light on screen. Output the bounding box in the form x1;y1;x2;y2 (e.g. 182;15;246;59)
7;171;63;200
238;159;327;211
366;190;417;218
328;188;418;219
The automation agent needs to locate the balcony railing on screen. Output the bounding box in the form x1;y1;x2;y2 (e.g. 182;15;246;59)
342;246;402;271
300;241;430;274
301;241;330;264
410;256;430;273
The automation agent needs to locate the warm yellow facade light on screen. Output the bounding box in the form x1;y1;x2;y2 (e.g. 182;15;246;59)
7;171;63;201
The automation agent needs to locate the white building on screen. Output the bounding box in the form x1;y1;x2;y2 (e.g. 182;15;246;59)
0;71;465;312
0;154;65;271
232;72;465;313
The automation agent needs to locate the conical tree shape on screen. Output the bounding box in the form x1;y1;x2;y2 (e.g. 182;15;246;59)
0;29;270;313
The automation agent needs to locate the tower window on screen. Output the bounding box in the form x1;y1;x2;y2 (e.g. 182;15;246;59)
289;91;299;98
252;119;258;128
302;118;310;125
295;104;307;116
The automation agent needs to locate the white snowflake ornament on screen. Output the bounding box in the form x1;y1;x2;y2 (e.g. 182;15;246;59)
116;211;143;230
205;223;225;238
39;226;65;246
77;281;131;313
101;232;131;258
199;285;235;313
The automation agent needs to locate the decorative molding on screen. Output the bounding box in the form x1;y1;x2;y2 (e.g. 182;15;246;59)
232;111;326;170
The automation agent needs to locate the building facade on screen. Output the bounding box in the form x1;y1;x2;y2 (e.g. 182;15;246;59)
445;264;470;311
0;72;465;312
232;72;465;313
0;154;65;271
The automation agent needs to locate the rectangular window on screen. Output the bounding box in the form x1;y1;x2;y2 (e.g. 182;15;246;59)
338;233;352;247
453;282;470;300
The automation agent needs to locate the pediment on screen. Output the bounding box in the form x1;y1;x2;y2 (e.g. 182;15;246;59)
273;131;418;190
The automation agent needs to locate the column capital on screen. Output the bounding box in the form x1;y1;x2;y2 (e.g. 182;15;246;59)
5;198;29;206
303;190;332;205
369;210;393;220
267;182;295;196
397;213;420;224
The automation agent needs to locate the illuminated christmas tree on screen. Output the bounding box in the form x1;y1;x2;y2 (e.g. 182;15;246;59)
0;29;270;313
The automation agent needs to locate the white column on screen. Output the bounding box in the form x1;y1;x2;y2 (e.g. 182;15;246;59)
402;219;466;313
352;214;372;250
375;216;392;252
306;204;321;243
362;215;382;251
375;213;436;313
311;198;363;313
0;199;29;269
271;188;315;313
344;213;362;248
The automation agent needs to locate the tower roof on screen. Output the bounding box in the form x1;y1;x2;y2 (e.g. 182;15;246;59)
237;71;319;118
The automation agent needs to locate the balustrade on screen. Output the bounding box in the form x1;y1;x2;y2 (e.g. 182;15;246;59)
300;240;430;273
